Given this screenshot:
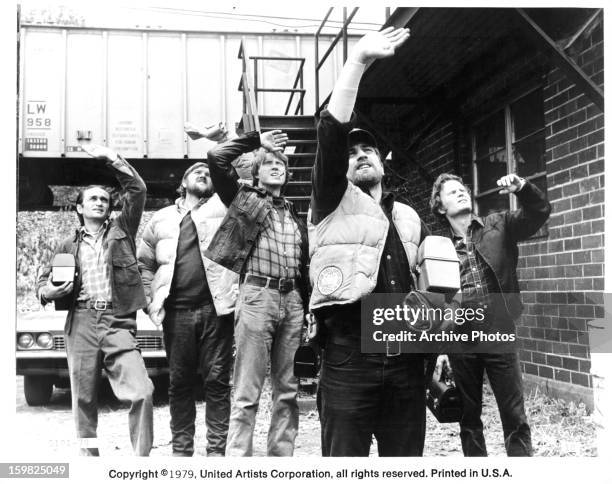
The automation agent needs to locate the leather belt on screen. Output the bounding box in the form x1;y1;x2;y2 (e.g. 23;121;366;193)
76;300;113;311
240;273;297;293
326;334;403;358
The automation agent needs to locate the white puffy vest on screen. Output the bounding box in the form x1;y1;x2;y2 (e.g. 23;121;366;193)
140;195;238;325
308;183;421;311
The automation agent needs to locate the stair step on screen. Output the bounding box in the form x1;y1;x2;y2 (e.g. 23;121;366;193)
286;139;317;146
286;153;314;159
286;181;312;187
259;115;315;129
288;166;312;171
286;195;311;201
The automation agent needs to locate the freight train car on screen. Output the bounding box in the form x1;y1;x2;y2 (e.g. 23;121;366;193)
18;24;357;206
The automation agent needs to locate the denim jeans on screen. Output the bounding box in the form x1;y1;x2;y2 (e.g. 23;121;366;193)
449;352;533;456
163;304;234;456
226;284;303;456
319;342;426;456
65;308;154;456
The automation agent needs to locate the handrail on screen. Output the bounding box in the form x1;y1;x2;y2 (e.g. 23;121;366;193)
285;58;305;115
314;7;359;110
238;38;260;132
238;39;306;121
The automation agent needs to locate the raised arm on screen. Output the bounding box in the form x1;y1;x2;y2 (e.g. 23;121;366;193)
80;144;146;239
207;130;287;207
497;174;551;241
311;27;410;224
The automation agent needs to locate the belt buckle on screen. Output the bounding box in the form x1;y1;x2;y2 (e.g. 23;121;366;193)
93;300;108;311
278;277;292;293
385;340;401;357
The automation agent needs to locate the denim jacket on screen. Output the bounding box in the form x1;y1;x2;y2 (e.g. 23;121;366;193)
203;132;310;310
36;157;147;333
445;181;551;322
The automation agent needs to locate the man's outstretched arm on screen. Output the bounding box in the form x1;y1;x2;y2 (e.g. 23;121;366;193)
311;27;410;224
80;143;146;239
207;130;288;207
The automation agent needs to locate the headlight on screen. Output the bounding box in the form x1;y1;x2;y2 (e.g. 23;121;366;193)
36;332;54;349
17;333;34;349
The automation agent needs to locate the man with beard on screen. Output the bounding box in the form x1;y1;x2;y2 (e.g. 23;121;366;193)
137;162;238;456
309;27;432;456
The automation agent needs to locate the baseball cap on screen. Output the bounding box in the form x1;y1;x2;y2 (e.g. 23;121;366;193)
347;128;378;150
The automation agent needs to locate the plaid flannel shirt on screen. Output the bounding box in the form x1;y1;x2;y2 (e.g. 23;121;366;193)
77;220;112;301
452;217;496;309
244;198;302;280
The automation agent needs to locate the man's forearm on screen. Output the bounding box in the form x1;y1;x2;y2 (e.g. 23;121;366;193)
508;181;552;239
327;60;366;123
110;156;146;237
208;132;261;206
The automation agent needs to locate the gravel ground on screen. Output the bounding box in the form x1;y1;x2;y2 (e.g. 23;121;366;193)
14;376;596;457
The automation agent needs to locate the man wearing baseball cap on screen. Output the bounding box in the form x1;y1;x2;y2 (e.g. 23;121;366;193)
309;27;431;456
137;161;238;456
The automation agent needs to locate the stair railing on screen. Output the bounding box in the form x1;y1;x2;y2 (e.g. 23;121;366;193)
238;39;260;132
238;39;307;127
314;7;359;110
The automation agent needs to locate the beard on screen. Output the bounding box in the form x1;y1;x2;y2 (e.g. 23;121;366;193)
186;181;214;199
352;170;382;190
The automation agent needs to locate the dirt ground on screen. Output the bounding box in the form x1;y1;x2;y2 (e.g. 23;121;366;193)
15;375;595;458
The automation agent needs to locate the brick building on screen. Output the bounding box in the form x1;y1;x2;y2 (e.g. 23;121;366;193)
351;8;604;405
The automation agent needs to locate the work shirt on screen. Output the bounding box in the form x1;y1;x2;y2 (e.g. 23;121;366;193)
77;220;112;302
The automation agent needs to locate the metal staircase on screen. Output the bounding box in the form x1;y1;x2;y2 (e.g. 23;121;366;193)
236;8;366;219
237;41;317;220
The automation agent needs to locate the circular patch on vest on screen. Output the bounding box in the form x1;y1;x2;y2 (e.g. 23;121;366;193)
317;266;343;295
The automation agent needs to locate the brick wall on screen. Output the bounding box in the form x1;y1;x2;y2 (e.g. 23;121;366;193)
384;15;604;396
518;16;604;389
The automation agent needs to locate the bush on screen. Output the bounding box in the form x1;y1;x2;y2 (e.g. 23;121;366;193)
17;210;156;311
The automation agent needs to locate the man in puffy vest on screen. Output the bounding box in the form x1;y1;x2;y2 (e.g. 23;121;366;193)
309;27;432;456
431;173;550;456
204;130;309;456
137;162;238;456
36;144;153;456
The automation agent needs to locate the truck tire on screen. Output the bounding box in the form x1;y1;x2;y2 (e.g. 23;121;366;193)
24;375;53;406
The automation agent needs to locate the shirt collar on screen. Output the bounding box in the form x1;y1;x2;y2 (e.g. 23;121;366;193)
176;196;210;212
80;219;109;238
451;214;483;239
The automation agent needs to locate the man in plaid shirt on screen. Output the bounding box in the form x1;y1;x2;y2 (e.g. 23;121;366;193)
204;130;309;456
431;172;550;456
36;144;153;456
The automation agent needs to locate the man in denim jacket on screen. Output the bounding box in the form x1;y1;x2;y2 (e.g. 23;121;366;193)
204;130;309;456
36;144;153;456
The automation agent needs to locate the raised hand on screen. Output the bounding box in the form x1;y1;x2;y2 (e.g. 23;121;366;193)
496;173;525;194
184;122;229;142
81;143;119;162
260;130;288;152
351;27;410;64
184;121;207;140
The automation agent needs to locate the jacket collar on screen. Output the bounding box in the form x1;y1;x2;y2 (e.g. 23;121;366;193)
78;219;110;240
243;183;292;208
175;196;209;213
449;213;484;239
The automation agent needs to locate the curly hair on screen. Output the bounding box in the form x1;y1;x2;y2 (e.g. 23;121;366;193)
429;173;471;221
